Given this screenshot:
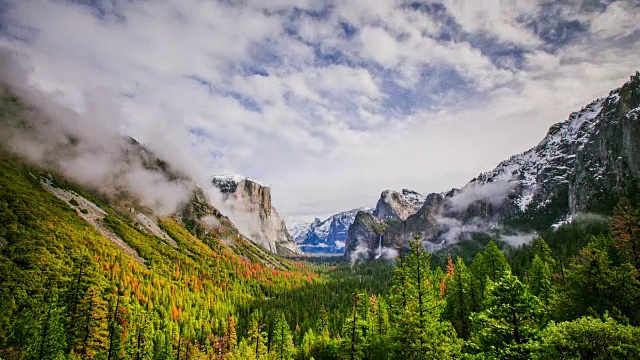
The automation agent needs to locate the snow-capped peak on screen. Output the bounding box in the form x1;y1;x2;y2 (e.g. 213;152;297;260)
467;95;609;213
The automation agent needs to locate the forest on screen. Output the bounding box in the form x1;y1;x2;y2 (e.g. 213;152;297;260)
1;152;640;360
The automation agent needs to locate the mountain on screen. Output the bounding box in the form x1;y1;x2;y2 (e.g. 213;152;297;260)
0;82;296;265
373;189;425;221
288;219;311;242
211;175;302;255
345;71;640;259
292;208;373;254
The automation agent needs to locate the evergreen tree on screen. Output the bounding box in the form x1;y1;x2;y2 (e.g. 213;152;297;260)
125;307;153;360
444;257;472;339
526;255;553;306
367;295;389;360
483;240;511;282
552;241;640;325
471;273;543;359
247;311;267;359
340;292;366;360
64;253;98;352
532;237;553;265
29;290;67;360
311;307;338;360
225;316;237;353
106;293;127;360
296;329;315;360
537;315;640;359
272;312;294;360
72;286;109;359
389;236;462;359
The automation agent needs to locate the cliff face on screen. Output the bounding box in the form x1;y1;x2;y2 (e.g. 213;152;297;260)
344;211;385;258
345;72;640;259
571;74;640;213
211;175;302;255
373;189;425;221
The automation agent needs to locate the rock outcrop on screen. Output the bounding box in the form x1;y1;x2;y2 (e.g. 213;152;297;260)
211;175;302;255
344;211;385;258
372;189;425;221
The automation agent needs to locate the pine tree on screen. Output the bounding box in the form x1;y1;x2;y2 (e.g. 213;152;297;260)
390;236;462;359
483;240;511;282
471;273;543;359
272;312;294;360
526;255;552;306
106;293;127;360
247;311;267;359
469;252;486;311
368;295;389;360
64;253;97;352
532;237;553;265
29;290;67;360
341;292;366;360
312;307;338;360
125;307;153;360
225;316;237;354
297;329;315;360
444;257;472;339
72;286;109;359
552;241;640;325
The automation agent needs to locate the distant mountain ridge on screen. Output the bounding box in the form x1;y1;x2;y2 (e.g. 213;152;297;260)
290;208;373;254
345;71;640;260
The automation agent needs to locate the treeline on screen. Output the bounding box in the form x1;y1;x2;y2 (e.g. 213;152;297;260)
0;155;391;360
2;147;640;359
267;199;639;359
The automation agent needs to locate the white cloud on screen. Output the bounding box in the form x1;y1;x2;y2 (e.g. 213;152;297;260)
1;0;639;224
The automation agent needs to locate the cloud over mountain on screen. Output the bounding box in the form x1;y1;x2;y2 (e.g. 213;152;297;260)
1;0;638;221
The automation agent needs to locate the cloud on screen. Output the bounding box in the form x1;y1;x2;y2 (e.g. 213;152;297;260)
0;51;192;215
0;0;639;224
500;232;538;247
448;181;516;212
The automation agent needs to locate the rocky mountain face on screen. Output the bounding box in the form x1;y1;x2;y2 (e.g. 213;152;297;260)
373;189;425;221
291;208;373;254
345;72;640;259
211;175;302;255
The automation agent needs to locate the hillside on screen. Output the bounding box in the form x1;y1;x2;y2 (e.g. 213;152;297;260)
0;90;394;359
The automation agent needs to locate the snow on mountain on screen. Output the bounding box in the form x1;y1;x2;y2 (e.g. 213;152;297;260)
469;96;608;213
287;220;312;242
295;208;373;254
373;188;426;221
401;189;427;208
345;73;640;258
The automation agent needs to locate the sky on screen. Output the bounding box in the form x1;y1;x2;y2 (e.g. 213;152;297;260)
1;0;639;223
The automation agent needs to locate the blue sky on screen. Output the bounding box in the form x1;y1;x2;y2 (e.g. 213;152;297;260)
1;0;639;222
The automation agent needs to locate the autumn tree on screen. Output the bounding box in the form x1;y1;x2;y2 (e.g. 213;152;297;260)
71;286;109;359
611;198;640;269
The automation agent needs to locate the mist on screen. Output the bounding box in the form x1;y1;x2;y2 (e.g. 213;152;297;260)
499;232;538;247
448;181;516;212
0;50;193;216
